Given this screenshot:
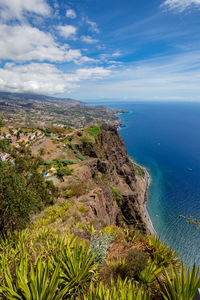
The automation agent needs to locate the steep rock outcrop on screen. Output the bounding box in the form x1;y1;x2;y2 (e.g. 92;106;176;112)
78;124;149;233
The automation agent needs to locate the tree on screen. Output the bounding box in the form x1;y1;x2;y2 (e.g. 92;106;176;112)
0;118;4;128
0;150;58;238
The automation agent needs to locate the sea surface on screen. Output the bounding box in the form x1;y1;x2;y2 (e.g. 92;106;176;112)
88;101;200;266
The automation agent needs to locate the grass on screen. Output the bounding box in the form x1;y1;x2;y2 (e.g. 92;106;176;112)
86;125;100;137
68;142;87;161
80;137;94;143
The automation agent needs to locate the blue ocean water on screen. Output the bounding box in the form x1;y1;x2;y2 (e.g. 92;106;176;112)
89;101;200;266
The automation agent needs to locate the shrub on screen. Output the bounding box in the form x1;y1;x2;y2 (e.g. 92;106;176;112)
84;277;151;300
67;182;87;198
78;204;88;214
110;249;148;281
64;189;73;199
147;236;180;267
80;137;93;143
56;238;97;296
75;152;87;161
111;186;123;207
57;166;73;177
158;263;200;300
68;143;87;161
90;233;114;264
134;165;145;177
0;257;61;300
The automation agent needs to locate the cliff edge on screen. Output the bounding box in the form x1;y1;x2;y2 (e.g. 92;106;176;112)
75;124;150;233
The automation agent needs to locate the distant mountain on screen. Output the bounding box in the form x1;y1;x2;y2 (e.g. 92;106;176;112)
0;91;83;106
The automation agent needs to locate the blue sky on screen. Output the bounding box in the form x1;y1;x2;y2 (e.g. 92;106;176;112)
0;0;200;101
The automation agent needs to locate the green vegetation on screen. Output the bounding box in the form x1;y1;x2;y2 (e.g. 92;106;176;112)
0;224;199;299
90;233;114;264
117;249;148;280
147;235;180;267
0;139;11;152
80;137;94;143
179;215;200;229
0;202;199;300
0;118;5;128
43;159;77;166
1;124;200;299
157;263;200;300
68;142;87;161
63;182;87;198
134;165;145;177
86;125;100;137
111;186;123;207
0;147;58;238
57;166;73;178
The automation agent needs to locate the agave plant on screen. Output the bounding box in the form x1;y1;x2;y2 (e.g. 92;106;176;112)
147;235;180;267
83;277;151;300
139;261;162;286
56;238;97;297
158;263;200;300
0;255;62;300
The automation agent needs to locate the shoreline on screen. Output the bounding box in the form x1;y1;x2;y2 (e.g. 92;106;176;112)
130;157;156;235
116;114;156;235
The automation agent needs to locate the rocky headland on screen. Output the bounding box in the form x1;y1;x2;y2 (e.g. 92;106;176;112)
73;124;150;233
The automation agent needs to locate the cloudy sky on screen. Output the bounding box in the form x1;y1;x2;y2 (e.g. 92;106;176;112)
0;0;200;101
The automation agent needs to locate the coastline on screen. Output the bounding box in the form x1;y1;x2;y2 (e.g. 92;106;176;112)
116;114;156;235
130;157;156;235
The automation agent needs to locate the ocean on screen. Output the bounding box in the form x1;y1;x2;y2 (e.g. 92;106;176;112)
89;101;200;266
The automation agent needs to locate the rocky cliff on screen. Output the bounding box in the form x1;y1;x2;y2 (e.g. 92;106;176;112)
75;124;149;233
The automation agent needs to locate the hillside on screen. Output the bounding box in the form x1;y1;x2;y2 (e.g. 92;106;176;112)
0;91;124;128
0;124;200;299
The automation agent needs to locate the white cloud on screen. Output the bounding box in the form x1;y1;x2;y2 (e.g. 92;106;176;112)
76;67;111;80
57;25;77;38
66;8;76;19
0;63;111;95
0;0;51;21
161;0;200;12
84;17;100;33
81;35;98;44
73;52;200;101
0;63;77;94
0;24;82;62
112;51;121;58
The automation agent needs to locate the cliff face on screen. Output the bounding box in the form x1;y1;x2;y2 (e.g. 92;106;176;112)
76;124;149;233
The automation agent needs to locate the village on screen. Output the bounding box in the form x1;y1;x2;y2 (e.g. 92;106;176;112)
0;126;45;163
0;123;100;186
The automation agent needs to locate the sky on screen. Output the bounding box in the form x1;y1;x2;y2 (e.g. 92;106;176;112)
0;0;200;101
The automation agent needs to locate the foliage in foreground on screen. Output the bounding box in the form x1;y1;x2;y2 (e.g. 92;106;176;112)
0;220;199;299
85;278;151;300
157;263;200;300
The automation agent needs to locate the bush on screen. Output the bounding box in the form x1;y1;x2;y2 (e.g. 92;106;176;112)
80;137;93;143
147;236;180;267
111;186;123;207
84;277;151;300
110;249;148;281
0;160;57;238
158;263;200;300
68;143;87;161
90;233;114;264
57;166;73;177
125;249;148;279
66;182;87;198
134;165;145;177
